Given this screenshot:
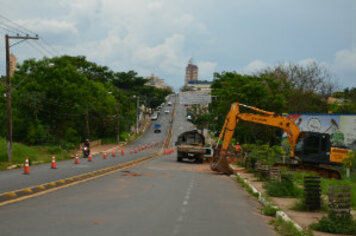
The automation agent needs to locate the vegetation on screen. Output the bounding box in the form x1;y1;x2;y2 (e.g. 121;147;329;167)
262;205;278;216
264;173;302;198
271;217;314;236
0;137;71;169
310;212;356;235
292;171;356;210
0;55;172;164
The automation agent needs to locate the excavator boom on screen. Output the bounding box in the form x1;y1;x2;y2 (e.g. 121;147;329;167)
212;102;301;174
211;102;349;178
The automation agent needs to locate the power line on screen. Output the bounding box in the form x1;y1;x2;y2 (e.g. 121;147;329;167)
0;23;19;35
26;40;53;58
0;14;37;36
35;40;57;57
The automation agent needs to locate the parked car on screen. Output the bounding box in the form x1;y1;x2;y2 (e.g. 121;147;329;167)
165;110;170;114
168;102;172;106
187;115;192;121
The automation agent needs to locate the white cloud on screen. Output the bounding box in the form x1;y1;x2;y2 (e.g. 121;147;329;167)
16;18;79;45
331;48;356;72
241;60;269;74
197;61;217;80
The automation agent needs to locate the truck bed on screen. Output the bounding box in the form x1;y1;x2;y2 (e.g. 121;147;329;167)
177;144;205;154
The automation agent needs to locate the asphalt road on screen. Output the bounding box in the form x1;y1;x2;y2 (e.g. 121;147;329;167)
0;94;275;236
0;98;172;193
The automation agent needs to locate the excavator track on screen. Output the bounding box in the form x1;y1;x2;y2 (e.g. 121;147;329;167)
273;162;342;179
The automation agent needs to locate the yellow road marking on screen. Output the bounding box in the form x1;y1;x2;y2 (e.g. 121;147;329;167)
0;154;159;207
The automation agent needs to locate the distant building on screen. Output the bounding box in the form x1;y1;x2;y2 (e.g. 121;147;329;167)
185;58;198;85
9;54;17;77
187;80;212;92
146;74;168;89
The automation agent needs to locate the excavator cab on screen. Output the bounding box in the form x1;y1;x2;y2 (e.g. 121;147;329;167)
296;132;344;166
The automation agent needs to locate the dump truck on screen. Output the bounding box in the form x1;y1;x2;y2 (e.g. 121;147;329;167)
175;130;206;163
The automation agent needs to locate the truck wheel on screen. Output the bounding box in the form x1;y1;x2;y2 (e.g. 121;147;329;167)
177;156;183;162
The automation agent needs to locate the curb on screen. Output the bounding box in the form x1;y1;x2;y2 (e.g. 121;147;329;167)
231;171;303;232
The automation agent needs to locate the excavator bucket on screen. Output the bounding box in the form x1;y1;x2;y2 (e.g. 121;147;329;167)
210;147;234;175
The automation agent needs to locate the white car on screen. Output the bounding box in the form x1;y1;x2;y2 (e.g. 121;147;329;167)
165;110;170;114
187;115;192;121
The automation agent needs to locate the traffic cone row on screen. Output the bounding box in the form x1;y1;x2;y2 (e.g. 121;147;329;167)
22;140;164;175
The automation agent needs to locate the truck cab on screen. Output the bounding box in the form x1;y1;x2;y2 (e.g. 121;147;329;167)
175;130;206;163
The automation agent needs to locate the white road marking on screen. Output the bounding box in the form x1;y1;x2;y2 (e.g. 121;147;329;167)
172;175;195;235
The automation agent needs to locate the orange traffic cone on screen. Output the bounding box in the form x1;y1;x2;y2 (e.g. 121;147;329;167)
24;157;30;174
88;155;92;162
74;154;79;164
51;155;57;169
121;150;124;156
103;153;107;159
112;152;116;157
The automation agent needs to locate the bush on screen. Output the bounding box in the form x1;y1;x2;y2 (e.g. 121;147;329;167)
44;146;62;154
262;205;278;216
264;173;302;197
310;212;356;235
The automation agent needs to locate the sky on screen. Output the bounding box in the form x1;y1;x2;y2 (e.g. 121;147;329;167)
0;0;355;90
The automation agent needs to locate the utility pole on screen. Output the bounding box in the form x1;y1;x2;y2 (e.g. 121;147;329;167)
5;34;38;162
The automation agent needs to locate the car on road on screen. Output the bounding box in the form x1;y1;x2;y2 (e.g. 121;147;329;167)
187;115;192;121
168;102;172;106
154;123;161;133
151;112;158;120
165;110;170;114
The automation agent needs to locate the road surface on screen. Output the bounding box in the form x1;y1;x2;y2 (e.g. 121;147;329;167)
0;94;275;236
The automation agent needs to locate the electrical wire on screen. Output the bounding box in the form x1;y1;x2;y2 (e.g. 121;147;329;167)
0;14;37;36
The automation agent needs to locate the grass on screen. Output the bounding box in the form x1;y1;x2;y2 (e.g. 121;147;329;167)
292;171;356;210
310;212;356;235
262;205;278;216
264;173;302;198
0;138;71;170
235;174;260;198
271;217;314;236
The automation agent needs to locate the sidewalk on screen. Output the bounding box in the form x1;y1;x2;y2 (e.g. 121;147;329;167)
234;166;355;236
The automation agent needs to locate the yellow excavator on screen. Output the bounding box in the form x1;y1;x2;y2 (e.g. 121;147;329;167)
211;102;352;179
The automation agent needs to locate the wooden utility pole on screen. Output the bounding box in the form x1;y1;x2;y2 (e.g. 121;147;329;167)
5;34;38;162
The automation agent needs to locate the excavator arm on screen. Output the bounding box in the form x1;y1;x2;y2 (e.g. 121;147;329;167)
211;102;301;174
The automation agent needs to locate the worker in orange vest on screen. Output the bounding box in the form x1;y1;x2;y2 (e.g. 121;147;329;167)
235;142;240;153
